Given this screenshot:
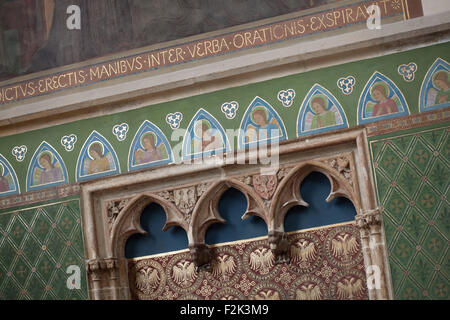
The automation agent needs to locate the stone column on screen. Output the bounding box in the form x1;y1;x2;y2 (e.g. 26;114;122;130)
356;208;390;300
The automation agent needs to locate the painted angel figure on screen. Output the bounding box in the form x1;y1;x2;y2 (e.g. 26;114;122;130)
84;142;115;175
245;107;281;143
366;83;400;117
426;70;450;107
304;96;342;131
0;163;13;192
134;132;168;165
33;152;63;186
191;120;224;154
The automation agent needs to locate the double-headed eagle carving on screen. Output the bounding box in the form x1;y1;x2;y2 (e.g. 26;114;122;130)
249;248;274;274
211;254;236;279
296;283;322;300
331;233;358;260
337;277;364;299
135;266;160;293
254;289;280;300
291;239;316;263
172;260;196;286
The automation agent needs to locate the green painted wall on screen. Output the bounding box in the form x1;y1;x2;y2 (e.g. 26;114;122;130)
0;41;448;192
0;41;449;300
369;123;449;300
0;197;88;299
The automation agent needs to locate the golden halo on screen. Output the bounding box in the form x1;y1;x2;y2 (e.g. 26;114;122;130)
38;151;54;167
370;81;390;99
88;142;104;159
251;106;269;123
140;131;157;147
309;94;329;115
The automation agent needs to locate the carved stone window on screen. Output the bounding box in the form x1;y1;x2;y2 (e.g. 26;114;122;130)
80;128;392;300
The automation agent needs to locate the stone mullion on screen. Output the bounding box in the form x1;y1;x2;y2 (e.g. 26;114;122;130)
359;227;376;299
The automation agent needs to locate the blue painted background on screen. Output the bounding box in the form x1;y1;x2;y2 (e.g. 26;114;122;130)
125;172;356;258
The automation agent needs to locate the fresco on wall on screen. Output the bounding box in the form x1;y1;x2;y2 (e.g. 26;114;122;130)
239;96;287;149
358;72;410;125
26;142;68;192
297;84;348;137
0;0;341;81
182;109;229;160
419;58;450;112
129;120;172;171
76;131;120;182
0;44;448;201
0;154;19;196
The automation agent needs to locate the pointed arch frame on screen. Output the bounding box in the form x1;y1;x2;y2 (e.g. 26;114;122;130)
76;130;121;182
80;127;392;300
297;83;349;137
238;96;288;149
0;153;20;196
357;71;410;125
418;57;450;113
26;141;69;192
182;108;231;160
128;120;174;171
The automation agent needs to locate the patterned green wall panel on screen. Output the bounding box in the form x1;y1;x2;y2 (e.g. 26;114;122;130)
370;124;449;300
0;199;88;300
0;42;448;198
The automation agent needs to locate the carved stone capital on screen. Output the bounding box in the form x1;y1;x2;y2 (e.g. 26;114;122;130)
86;258;119;280
188;243;212;272
268;231;290;264
356;208;382;229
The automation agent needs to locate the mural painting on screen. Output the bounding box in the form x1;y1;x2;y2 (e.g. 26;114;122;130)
297;84;348;137
0;154;19;196
129;120;172;171
26;141;68;191
358;72;410;125
239;97;287;149
76;131;120;182
182;109;229;160
419;58;450;112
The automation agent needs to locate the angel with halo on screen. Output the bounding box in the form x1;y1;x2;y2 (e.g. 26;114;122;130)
304;95;341;131
191;120;224;154
84;142;114;175
426;70;450;107
134;132;167;165
33;152;63;186
366;82;400;117
245;107;281;143
0;163;13;192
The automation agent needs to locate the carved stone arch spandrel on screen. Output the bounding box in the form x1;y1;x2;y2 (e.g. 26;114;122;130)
110;193;188;258
187;178;269;270
269;159;361;233
80;127;393;300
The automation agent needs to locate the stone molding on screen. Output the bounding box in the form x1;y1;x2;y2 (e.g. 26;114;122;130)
80;127;392;300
